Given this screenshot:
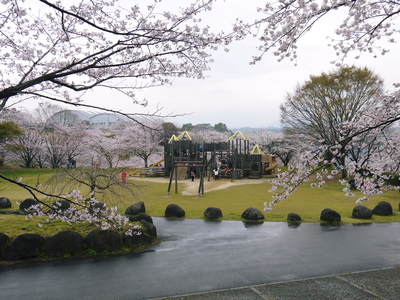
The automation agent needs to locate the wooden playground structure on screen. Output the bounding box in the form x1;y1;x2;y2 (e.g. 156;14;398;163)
163;130;278;195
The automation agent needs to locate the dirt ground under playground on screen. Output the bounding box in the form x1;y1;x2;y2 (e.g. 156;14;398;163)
130;177;267;195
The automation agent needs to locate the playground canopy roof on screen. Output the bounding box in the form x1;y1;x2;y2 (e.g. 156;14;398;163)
168;134;180;143
168;131;193;143
177;131;192;141
250;144;264;155
228;130;249;141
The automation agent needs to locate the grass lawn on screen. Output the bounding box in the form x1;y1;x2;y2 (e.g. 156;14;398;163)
130;179;400;223
1;168;400;237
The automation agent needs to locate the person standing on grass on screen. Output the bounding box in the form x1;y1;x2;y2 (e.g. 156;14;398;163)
120;171;128;184
190;169;195;182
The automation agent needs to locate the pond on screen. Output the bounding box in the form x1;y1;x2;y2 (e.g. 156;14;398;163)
1;219;400;299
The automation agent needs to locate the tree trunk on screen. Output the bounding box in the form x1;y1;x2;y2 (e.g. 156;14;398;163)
338;156;347;179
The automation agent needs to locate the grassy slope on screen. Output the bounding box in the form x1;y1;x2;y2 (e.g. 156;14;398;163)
1;169;400;237
0;169;96;237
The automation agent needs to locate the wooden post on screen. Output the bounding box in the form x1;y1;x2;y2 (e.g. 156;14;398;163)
168;164;174;194
198;167;202;195
198;163;204;195
201;167;204;195
175;163;178;194
208;153;213;182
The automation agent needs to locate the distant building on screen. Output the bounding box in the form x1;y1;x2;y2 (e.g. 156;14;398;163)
89;113;124;127
48;110;125;127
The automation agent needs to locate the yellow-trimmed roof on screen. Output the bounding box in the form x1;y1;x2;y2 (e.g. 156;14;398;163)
168;134;179;143
228;130;249;141
177;131;192;141
250;144;264;155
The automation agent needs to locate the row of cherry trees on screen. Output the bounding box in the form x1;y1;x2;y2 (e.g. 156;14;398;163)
0;107;163;169
1;106;253;169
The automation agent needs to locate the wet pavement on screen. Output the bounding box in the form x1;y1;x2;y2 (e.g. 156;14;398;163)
159;267;400;300
1;219;400;299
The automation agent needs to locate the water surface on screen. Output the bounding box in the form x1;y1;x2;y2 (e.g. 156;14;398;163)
1;219;400;299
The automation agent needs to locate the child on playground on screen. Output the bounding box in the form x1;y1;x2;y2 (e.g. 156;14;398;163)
213;168;219;180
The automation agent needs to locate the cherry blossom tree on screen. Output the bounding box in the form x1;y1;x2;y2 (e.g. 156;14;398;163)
247;128;283;149
267;138;298;167
190;128;229;143
46;167;138;204
41;126;85;168
83;127;127;168
122;122;163;168
7;127;43;168
245;1;400;210
250;0;400;63
0;0;234;232
0;0;231;121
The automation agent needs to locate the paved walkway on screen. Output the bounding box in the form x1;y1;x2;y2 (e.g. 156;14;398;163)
131;177;266;195
155;266;400;300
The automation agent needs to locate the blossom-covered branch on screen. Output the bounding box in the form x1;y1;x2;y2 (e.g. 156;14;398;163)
0;0;231;117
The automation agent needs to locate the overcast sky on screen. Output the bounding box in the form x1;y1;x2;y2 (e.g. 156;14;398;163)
17;0;400;129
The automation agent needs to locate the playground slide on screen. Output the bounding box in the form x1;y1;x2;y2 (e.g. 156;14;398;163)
129;169;142;176
149;158;165;168
129;159;165;176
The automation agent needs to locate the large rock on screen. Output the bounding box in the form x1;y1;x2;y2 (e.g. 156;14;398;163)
122;222;156;248
141;220;157;238
19;198;38;212
165;204;185;218
204;207;223;219
44;231;85;257
372;201;393;216
0;232;10;259
0;197;11;209
352;205;372;219
7;233;45;260
320;208;341;223
287;213;301;222
125;201;145;215
53;200;70;211
241;208;264;221
129;213;153;224
88;202;106;214
85;229;122;253
123;231;148;248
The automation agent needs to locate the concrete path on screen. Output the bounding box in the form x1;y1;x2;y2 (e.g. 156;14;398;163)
157;266;400;300
131;177;266;195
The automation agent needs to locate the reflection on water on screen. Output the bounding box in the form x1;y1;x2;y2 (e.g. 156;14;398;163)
320;222;342;231
352;223;373;227
287;221;301;228
203;219;223;224
242;221;264;227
